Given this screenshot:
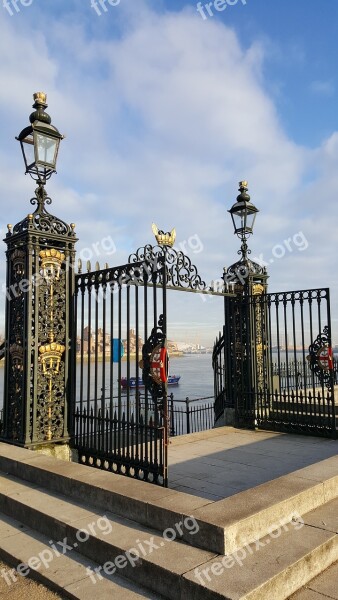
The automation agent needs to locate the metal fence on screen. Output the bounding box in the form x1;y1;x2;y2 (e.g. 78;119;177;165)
168;394;215;436
272;358;338;390
214;288;337;438
74;393;215;446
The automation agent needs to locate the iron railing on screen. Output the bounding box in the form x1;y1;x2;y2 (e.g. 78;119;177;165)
213;288;337;438
255;388;337;435
74;393;215;445
272;358;338;390
168;394;214;436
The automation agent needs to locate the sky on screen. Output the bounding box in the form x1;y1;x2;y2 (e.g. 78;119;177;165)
0;0;338;345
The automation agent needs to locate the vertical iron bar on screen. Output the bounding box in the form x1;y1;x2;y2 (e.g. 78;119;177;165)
101;282;107;449
126;285;131;459
118;284;122;465
94;283;99;450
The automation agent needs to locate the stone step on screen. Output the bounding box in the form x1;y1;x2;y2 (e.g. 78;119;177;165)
0;472;217;599
183;500;338;600
0;442;337;555
288;561;338;599
0;512;162;599
0;471;337;600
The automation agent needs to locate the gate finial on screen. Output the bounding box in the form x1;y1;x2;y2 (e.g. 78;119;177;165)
152;223;176;247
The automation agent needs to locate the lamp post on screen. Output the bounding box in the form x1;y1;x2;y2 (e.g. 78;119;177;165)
1;93;77;450
228;180;259;264
16;92;64;183
225;180;266;293
223;181;269;428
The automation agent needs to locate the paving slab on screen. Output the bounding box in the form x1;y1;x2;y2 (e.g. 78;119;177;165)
191;473;326;554
303;498;338;534
290;561;338;600
168;428;338;500
289;590;334;599
307;561;338;599
183;524;338;600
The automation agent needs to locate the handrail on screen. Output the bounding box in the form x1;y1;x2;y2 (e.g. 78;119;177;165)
75;394;214;406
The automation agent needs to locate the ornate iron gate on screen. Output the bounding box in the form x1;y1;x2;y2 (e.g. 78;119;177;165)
73;250;169;485
219;288;336;438
72;230;232;486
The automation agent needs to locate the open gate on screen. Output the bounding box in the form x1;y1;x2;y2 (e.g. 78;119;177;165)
72;233;233;486
73;248;169;486
219;288;337;438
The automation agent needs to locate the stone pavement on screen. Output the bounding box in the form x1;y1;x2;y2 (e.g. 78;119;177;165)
0;559;65;599
168;427;338;500
289;560;338;599
0;429;336;599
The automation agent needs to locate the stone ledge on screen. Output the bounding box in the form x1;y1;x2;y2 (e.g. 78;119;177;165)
0;513;161;600
0;442;337;555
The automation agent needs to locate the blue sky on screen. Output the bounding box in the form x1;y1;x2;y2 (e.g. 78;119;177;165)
1;0;338;343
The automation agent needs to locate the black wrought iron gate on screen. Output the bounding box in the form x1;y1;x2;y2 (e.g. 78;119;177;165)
72;235;232;486
73;249;169;486
220;288;336;438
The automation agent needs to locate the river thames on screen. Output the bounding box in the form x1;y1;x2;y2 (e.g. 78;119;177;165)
0;354;215;411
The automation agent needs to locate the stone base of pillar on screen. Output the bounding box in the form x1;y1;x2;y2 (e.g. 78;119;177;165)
33;443;78;463
214;407;235;428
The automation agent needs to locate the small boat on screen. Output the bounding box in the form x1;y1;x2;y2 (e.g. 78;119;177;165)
120;375;181;389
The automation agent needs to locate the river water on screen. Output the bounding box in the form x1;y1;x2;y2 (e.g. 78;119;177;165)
0;354;215;411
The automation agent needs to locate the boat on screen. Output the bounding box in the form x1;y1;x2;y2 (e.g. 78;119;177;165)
120;375;181;389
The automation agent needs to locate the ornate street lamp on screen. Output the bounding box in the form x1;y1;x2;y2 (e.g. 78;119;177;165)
228;180;259;260
220;181;268;430
16;92;64;182
1;92;77;448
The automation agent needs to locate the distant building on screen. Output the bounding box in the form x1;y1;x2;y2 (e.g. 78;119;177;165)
77;326;111;355
76;327;182;356
122;329;143;354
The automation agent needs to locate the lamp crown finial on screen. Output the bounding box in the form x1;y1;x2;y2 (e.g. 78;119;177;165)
30;91;51;125
33;92;47;106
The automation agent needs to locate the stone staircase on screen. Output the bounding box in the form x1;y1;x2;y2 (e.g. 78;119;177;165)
0;442;337;600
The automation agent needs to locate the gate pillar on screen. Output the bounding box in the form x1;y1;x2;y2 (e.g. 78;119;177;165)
224;182;269;428
1;93;77;450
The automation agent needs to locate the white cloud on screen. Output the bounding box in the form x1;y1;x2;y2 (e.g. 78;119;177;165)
1;3;338;342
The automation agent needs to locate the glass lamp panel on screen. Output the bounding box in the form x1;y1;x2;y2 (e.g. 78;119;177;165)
21;134;35;169
233;208;247;233
245;211;256;232
35;133;58;168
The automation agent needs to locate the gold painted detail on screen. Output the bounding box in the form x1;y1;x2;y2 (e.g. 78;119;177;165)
39;342;65;376
252;284;264;295
38;248;66;442
39;342;65;441
34;92;47;105
39;249;65;281
152;223;176;247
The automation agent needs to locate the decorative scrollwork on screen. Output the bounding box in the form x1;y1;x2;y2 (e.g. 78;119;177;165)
225;256;267;279
141;314;167;408
12;183;75;237
307;326;333;391
129;244;207;290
